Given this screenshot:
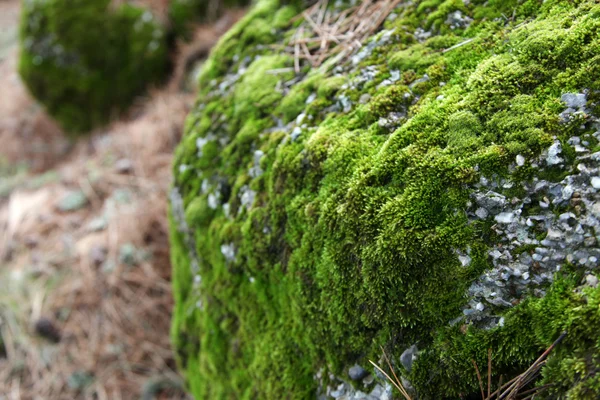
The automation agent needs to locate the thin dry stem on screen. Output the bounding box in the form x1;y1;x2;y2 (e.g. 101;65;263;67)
472;359;486;400
288;0;401;68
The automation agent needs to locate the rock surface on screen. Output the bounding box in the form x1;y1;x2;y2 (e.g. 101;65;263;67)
169;0;600;398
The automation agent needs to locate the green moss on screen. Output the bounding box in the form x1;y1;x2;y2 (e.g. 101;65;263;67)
233;55;293;120
276;73;324;122
412;272;600;399
19;0;168;133
170;0;600;398
197;0;295;84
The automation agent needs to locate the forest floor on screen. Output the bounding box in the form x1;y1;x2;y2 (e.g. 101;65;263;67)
0;1;241;398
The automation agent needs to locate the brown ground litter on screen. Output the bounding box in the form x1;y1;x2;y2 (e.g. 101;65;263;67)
0;2;244;398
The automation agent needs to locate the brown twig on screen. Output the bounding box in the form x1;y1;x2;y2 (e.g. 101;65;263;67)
380;346;410;399
472;359;485;400
488;348;492;400
498;332;567;400
288;0;401;69
368;360;412;400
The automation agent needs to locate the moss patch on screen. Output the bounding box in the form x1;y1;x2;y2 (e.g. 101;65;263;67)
170;0;600;398
19;0;168;133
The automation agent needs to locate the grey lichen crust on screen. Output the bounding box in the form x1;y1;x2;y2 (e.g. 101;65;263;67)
169;0;600;398
463;94;600;327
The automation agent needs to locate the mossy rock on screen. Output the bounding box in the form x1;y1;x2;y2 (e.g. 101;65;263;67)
170;0;600;398
18;0;168;133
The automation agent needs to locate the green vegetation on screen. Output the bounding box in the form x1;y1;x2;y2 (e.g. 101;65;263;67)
19;0;168;133
169;0;600;398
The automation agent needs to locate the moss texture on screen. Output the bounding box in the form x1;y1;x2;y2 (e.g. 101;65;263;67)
19;0;168;133
170;0;600;398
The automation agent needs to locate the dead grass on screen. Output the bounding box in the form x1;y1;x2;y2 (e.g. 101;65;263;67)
287;0;403;72
0;2;243;398
0;85;193;399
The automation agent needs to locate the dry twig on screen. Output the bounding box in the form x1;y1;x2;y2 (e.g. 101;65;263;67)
369;346;412;400
288;0;403;69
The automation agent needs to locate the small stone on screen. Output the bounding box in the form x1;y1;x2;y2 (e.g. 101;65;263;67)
221;243;236;262
585;274;598;288
201;179;210;194
562;185;574;201
474;191;506;213
591;176;600;189
516;155;525;166
400;345;418;372
546;141;563;166
489;249;502;259
67;371;94;391
359;94;371;104
561;93;587;109
240;187;256;209
475;207;488;219
208;193;219;209
305;93;317;104
369;384;384;398
520;253;533;265
331;383;346;398
34;317;61;343
458;254;472;267
113;188;132;204
559;212;576;224
87;216;107;232
57;191;88;212
351;391;369;399
114;158;133;174
475;302;484;311
349;364;368;381
363;374;375;386
495;212;515;224
546;229;562;241
90;246;107;266
119;243;137;265
536;247;550;256
291;126;302;141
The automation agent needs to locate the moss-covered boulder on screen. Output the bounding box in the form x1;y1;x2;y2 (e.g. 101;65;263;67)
19;0;168;133
169;0;600;398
